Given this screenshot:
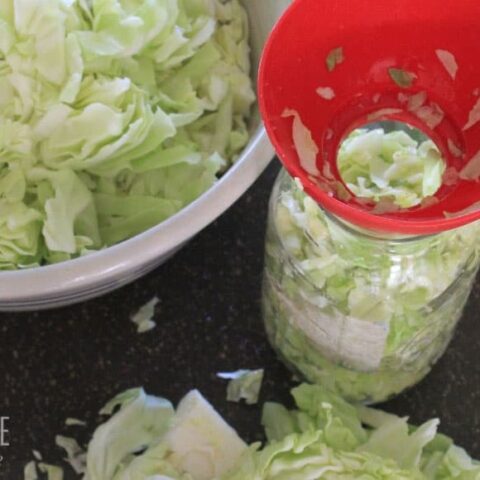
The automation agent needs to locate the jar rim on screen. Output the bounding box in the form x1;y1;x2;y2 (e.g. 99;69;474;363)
322;207;435;244
282;170;441;245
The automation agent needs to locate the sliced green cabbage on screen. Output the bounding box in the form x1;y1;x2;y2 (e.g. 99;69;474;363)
338;128;446;208
24;461;38;480
229;431;422;480
130;296;159;333
263;170;480;403
435;50;458;80
388;68;417;88
229;384;480;480
65;418;87;427
463;97;480;131
86;388;175;480
55;435;86;475
325;47;344;72
164;389;247;480
217;369;264;405
33;450;43;461
0;0;254;269
282;109;319;176
84;388;246;480
24;384;480;480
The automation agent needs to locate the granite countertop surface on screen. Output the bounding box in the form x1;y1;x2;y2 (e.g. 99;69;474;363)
1;160;480;478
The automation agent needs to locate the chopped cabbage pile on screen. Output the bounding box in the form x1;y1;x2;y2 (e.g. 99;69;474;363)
26;387;249;480
230;384;480;480
25;384;480;480
338;128;446;208
262;170;480;403
0;0;254;269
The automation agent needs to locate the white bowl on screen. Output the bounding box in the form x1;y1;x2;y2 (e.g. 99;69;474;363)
0;0;290;311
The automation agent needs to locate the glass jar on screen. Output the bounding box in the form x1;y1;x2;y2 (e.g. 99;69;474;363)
262;169;480;404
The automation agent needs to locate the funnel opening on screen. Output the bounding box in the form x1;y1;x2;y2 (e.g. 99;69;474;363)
335;120;447;211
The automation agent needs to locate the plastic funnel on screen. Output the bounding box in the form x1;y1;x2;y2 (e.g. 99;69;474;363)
259;0;480;234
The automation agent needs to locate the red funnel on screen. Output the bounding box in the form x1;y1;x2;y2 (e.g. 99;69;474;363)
259;0;480;234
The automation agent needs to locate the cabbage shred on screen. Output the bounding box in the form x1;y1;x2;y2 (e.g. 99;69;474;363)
0;0;254;269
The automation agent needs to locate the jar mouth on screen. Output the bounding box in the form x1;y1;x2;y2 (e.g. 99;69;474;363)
277;168;437;246
269;169;437;292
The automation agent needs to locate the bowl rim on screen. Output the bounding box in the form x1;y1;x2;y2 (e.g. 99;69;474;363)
0;126;273;304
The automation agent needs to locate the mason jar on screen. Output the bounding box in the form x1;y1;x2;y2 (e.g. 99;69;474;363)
262;169;480;404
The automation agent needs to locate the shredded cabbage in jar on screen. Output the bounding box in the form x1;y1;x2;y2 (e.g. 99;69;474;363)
262;170;480;403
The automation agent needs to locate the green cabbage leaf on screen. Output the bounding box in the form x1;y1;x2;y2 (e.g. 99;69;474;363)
228;384;480;480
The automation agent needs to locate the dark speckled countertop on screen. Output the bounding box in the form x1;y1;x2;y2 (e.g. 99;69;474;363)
1;160;480;478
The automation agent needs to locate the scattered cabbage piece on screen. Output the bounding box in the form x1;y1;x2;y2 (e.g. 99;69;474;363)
460;150;480;181
217;369;264;405
415;103;445;129
444;200;480;219
282;109;319;175
447;139;463;158
397;92;445;129
99;387;143;416
463;98;480;131
338;128;446;208
32;450;42;461
130;296;159;333
406;91;428;111
65;418;87;427
0;0;255;269
38;463;64;480
367;108;402;121
24;461;38;480
55;435;86;475
316;86;335;100
263;170;480;402
389;68;417;88
326;47;344;72
443;166;459;186
435;50;458;79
